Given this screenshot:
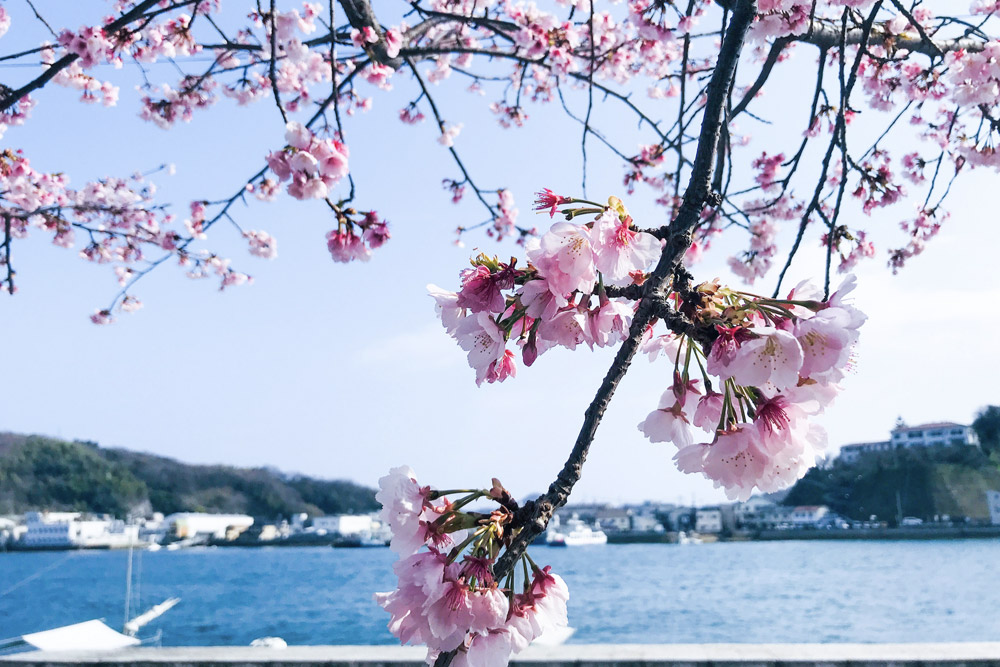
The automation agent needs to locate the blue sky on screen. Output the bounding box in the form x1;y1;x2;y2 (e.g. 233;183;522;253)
2;2;998;505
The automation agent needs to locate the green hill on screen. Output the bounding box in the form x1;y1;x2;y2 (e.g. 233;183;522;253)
784;445;1000;523
0;433;378;519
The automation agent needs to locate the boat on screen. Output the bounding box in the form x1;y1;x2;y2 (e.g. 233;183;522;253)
0;534;179;654
677;530;703;545
545;517;608;546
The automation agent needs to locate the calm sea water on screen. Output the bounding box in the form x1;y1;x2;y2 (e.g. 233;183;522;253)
1;541;999;645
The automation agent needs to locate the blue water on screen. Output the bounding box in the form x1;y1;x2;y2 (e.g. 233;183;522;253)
1;541;999;645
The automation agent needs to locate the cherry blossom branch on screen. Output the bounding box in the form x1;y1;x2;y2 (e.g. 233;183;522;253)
731;37;790;118
0;0;163;111
773;4;881;297
404;56;500;221
794;18;985;56
2;213;13;294
496;0;757;602
268;0;289;124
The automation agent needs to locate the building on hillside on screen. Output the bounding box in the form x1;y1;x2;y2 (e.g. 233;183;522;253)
695;507;723;533
839;441;892;464
838;421;979;464
890;422;979;448
163;513;253;540
22;512;139;548
311;514;373;536
987;490;1000;526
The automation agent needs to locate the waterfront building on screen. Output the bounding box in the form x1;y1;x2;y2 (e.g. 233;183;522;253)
987;490;1000;526
630;512;665;532
311;514;373;536
22;511;139;548
788;506;829;526
695;508;723;533
733;496;777;527
162;513;253;540
594;508;631;532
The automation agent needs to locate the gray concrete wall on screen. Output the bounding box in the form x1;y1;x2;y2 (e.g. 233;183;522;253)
4;644;1000;667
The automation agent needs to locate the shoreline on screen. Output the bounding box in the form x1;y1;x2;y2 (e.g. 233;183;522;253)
3;525;999;553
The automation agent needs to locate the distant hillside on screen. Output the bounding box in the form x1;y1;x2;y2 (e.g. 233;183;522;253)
784;445;1000;523
0;433;378;519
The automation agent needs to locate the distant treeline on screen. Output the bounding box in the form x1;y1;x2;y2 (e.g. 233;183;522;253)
0;432;378;519
783;406;1000;523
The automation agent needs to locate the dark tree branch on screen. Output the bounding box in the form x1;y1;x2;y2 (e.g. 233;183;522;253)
794;19;984;55
268;0;290;124
504;0;757;582
731;37;790;118
337;0;403;68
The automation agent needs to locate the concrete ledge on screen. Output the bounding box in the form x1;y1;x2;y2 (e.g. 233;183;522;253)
3;644;1000;667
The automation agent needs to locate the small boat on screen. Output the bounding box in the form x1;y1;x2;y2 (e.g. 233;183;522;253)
545;518;608;546
677;530;703;545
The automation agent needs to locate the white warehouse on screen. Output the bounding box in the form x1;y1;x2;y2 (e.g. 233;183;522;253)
162;513;253;539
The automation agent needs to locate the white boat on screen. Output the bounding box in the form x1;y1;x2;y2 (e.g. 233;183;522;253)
677;530;703;545
545;517;607;546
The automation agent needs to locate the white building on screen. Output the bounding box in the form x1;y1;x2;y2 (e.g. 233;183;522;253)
22;512;139;549
839;421;979;463
733;496;777;527
839;441;892;463
311;514;372;536
987;490;1000;526
630;512;665;532
162;513;253;539
788;506;829;526
595;508;631;532
695;508;723;533
891;422;979;448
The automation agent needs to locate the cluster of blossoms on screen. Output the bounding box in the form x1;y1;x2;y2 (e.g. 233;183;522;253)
430;193;661;385
0;148;260;317
432;192;867;500
9;0;1000;315
636;275;866;500
265;122;350;201
375;467;569;666
325;208;390;263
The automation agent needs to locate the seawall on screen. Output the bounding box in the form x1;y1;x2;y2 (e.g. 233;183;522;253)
4;644;1000;667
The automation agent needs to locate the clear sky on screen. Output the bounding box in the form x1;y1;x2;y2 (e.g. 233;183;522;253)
2;2;998;506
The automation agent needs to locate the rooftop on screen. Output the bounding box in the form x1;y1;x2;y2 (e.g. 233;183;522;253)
892;422;964;432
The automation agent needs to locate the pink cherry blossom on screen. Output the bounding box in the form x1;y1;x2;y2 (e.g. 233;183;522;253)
376;466;432;556
527;223;597;296
591;209;661;284
455;312;508;385
726;327;804;391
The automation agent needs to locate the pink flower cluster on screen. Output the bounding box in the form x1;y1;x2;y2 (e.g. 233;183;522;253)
0;151;259;313
431;194;662;385
637;276;866;500
266;122;349;200
375;467;569;667
325;210;390;263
